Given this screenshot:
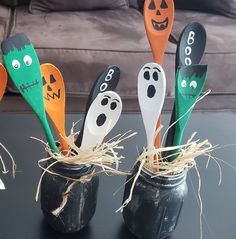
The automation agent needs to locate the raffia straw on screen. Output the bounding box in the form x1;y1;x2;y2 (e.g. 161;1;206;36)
117;133;215;214
161;90;211;148
33;126;136;216
0;143;16;185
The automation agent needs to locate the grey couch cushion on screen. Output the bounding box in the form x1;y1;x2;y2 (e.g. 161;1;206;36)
0;5;11;40
174;0;236;18
172;10;236;94
29;0;129;13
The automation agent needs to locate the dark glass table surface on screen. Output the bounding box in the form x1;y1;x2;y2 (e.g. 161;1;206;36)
0;112;235;239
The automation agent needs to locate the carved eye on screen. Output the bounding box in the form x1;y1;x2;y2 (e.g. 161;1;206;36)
101;98;109;106
110;102;117;110
12;59;20;69
181;80;187;88
190;81;197;89
161;0;168;9
23;55;32;66
144;71;150;80
153;71;159;81
148;0;156;9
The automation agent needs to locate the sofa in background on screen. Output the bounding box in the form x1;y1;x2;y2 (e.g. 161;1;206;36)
0;0;236;113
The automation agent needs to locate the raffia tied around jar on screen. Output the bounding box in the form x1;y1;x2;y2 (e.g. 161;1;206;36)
34;124;136;216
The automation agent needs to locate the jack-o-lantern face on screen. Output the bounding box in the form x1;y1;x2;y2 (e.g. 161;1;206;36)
43;74;60;101
41;64;64;104
144;0;174;32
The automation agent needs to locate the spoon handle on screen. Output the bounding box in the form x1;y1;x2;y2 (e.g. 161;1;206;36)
40;116;58;153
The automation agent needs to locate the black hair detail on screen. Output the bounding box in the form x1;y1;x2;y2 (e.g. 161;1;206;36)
179;65;207;78
1;33;31;55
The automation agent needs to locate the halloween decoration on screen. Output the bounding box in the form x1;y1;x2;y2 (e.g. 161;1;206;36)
0;63;7;101
80;91;122;150
172;65;207;158
75;65;120;148
144;0;175;65
144;0;174;148
122;165;188;239
138;63;166;149
165;23;207;151
41;163;99;233
41;63;69;154
1;33;58;153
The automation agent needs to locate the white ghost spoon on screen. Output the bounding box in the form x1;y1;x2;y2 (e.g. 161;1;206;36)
80;91;122;150
138;63;166;148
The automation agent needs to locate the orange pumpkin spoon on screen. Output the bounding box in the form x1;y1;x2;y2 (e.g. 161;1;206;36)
41;63;69;155
0;64;7;101
144;0;175;148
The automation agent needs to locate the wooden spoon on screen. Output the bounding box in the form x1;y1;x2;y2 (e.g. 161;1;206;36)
75;65;120;148
0;63;7;101
41;63;69;154
165;22;207;151
1;33;58;153
144;0;175;148
80;91;122;150
170;64;208;161
138;63;166;148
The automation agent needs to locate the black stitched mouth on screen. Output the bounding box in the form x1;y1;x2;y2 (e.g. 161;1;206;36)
152;17;169;31
182;93;196;98
147;85;156;98
96;113;107;127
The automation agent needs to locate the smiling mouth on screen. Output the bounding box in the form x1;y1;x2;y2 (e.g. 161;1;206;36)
152;17;169;31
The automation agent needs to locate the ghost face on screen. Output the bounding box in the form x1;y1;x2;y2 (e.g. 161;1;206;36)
145;0;173;31
138;63;166;111
81;91;122;150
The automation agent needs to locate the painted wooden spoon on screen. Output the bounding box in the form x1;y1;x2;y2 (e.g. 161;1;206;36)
1;33;58;153
138;63;166;148
144;0;174;148
170;64;208;161
165;22;207;150
144;0;175;65
75;65;120;148
0;63;7;101
41;63;69;154
80;91;122;150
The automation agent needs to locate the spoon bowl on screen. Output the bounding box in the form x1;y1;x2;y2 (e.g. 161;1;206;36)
80;91;122;150
75;65;120;147
41;63;69;154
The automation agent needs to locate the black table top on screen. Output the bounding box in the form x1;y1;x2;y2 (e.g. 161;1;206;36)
0;112;236;239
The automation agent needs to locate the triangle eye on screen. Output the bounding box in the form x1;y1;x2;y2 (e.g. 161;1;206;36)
50;74;56;84
161;0;168;9
148;0;156;10
42;76;47;86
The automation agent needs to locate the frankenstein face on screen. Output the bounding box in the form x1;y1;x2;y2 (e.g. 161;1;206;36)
146;0;174;31
176;65;207;122
1;33;45;118
1;33;42;96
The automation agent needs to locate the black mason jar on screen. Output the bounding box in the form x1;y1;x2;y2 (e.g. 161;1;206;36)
40;161;99;233
122;164;188;239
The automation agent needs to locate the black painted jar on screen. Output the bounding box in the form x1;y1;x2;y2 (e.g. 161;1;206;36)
41;161;99;233
122;165;188;239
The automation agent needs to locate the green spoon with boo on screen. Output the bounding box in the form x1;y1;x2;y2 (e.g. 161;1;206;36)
1;33;58;153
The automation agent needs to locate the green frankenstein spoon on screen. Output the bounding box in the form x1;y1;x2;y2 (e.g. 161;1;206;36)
171;65;207;161
1;33;58;153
